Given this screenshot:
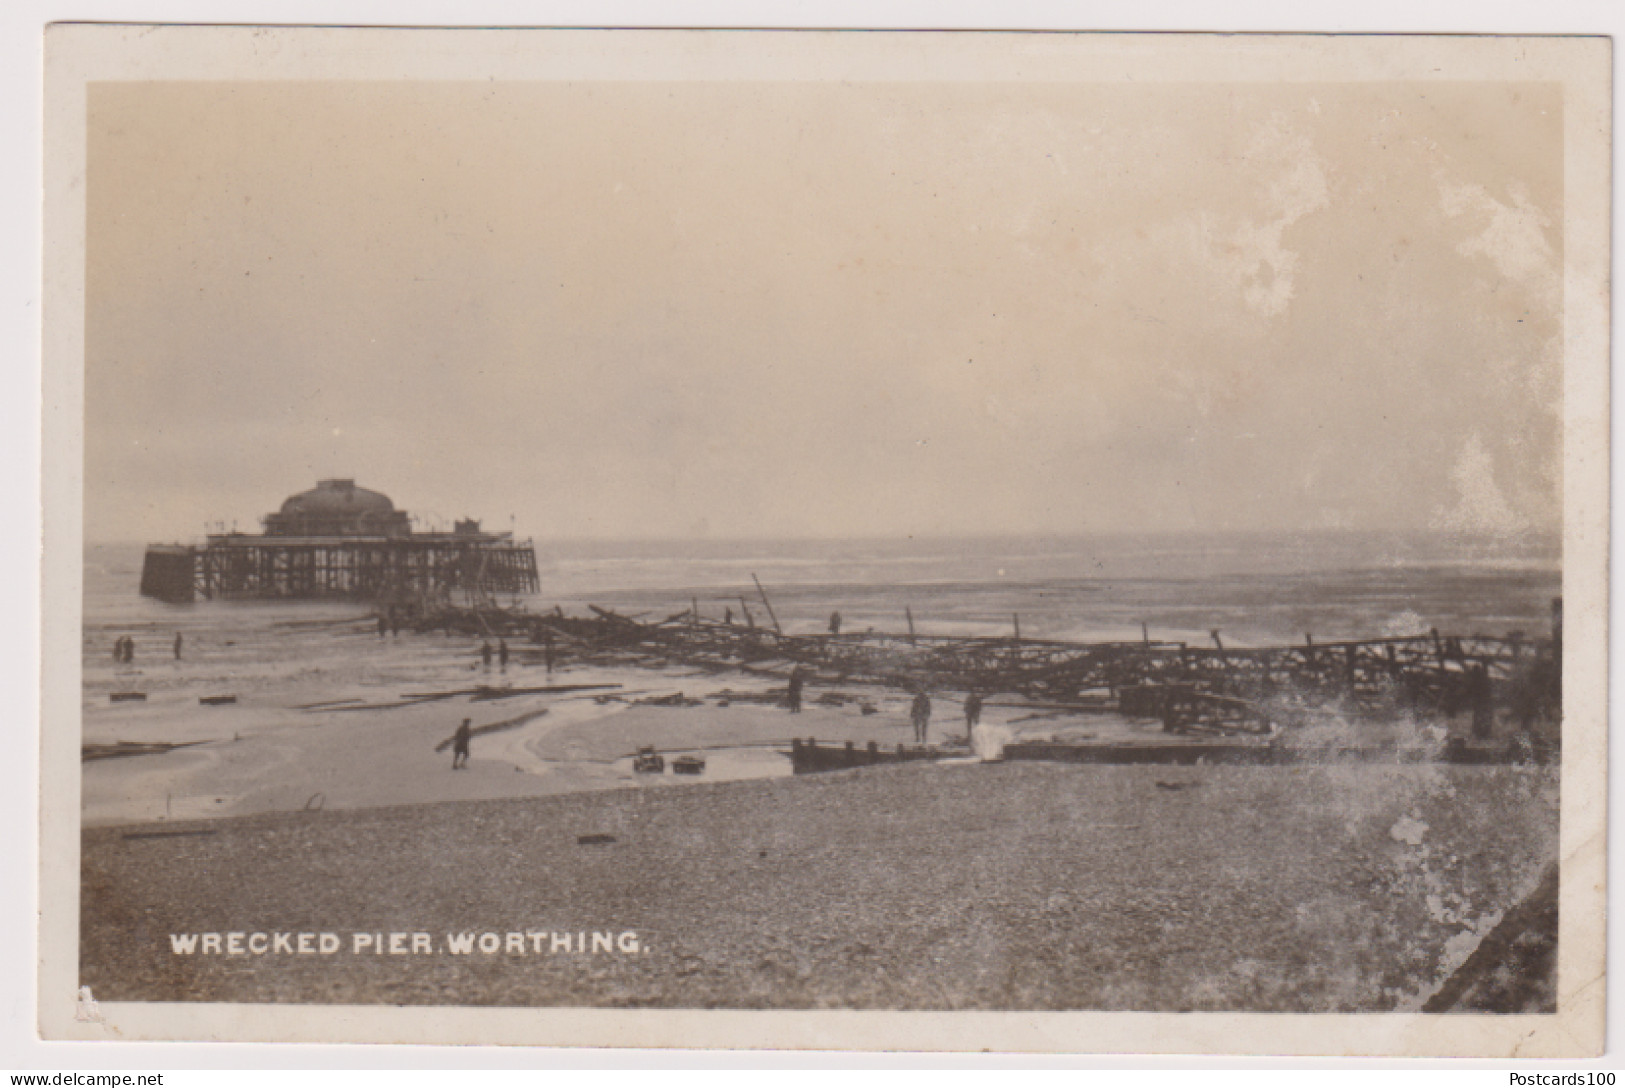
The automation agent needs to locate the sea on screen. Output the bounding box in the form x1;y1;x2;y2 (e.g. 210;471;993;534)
82;530;1560;706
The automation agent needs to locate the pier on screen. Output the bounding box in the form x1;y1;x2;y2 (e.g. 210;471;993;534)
140;479;538;604
416;593;1561;738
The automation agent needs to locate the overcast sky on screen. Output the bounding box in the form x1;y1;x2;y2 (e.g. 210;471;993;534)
85;79;1562;543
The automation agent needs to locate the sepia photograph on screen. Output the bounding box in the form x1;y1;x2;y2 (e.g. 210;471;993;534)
37;25;1609;1056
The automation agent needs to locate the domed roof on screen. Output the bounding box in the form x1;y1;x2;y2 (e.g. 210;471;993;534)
278;479;397;518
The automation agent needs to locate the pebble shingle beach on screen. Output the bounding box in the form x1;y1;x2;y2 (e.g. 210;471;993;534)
81;757;1558;1011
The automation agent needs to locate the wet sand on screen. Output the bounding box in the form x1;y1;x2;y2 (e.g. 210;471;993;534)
82;637;1503;827
83;652;1037;825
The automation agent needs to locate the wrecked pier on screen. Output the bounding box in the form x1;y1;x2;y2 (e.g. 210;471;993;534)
417;594;1562;739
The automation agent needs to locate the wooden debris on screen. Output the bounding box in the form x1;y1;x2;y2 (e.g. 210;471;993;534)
632;692;703;707
432;709;550;753
404;599;1557;737
705;688;787;706
83;740;206;761
326;697;454;712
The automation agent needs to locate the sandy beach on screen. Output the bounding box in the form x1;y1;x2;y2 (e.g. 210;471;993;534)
81;621;1527;828
83;632;1027;826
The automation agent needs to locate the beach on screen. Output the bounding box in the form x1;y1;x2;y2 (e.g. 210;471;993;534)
81;759;1558;1011
83;659;959;826
77;532;1564;1011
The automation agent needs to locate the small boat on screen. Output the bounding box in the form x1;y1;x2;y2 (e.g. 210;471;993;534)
672;754;706;775
109;691;147;703
788;737;943;774
632;746;665;774
199;694;237;706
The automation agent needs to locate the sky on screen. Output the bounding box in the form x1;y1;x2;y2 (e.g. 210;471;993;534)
84;78;1563;543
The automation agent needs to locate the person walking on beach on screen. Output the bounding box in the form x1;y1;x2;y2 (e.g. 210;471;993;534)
451;718;473;769
173;632;183;661
964;691;983;741
377;614;388;638
1468;663;1494;739
911;690;932;745
543;630;555;675
498;638;509;671
787;668;804;714
121;637;134;664
828;611;842;636
480;641;493;669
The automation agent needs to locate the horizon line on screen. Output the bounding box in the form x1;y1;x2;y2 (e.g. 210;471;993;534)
83;525;1565;549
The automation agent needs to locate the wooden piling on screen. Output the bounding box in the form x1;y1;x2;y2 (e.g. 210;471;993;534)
750;573;783;636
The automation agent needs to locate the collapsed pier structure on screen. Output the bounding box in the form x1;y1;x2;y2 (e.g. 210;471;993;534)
140;479;539;605
419;593;1563;743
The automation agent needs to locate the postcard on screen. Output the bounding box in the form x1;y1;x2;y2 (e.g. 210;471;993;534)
39;25;1609;1056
